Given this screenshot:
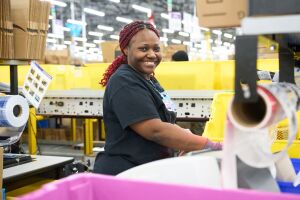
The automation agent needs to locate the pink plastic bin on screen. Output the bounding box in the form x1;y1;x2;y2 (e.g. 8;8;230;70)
18;173;300;200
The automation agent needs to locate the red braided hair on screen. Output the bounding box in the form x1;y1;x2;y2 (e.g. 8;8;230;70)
100;21;160;86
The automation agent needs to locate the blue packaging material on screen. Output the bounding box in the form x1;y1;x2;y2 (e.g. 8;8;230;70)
2;188;5;200
277;159;300;194
291;159;300;173
37;119;49;128
278;182;300;194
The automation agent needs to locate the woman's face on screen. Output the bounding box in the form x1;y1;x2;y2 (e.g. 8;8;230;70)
124;29;162;79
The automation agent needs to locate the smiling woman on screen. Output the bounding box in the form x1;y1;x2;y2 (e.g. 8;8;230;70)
124;29;161;79
94;21;222;175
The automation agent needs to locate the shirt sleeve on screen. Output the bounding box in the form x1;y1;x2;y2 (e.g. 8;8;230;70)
111;83;160;129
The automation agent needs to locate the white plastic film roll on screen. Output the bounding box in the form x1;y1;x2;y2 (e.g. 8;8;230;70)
0;95;29;128
222;82;300;188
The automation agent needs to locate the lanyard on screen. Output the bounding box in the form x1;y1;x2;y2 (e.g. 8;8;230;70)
148;80;177;112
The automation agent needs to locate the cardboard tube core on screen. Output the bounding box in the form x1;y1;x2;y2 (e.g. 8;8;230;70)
13;105;22;117
231;95;267;128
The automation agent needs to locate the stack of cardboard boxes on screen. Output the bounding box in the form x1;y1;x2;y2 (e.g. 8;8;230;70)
160;44;187;61
44;49;71;65
11;0;51;60
196;0;280;59
0;0;51;60
0;0;14;59
100;41;121;63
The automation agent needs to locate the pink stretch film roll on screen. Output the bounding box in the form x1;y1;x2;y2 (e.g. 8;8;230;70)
222;83;300;188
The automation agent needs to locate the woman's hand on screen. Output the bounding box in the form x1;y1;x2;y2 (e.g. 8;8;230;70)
205;139;223;150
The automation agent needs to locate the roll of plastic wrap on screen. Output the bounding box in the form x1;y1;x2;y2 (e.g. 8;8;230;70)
0;95;29;128
222;83;300;188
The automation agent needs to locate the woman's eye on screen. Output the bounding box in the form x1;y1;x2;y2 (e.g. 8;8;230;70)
140;47;148;51
154;47;160;52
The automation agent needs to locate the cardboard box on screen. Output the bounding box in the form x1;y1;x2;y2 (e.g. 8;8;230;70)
10;0;50;59
101;41;121;63
0;0;14;59
160;44;187;61
39;128;67;140
44;49;71;64
196;0;247;28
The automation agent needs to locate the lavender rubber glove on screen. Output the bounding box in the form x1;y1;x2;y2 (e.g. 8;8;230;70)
205;139;222;150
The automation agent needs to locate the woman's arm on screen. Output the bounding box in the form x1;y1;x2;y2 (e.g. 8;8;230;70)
130;118;209;152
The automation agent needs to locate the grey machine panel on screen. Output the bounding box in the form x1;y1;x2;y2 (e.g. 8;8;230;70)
37;90;104;117
37;90;224;119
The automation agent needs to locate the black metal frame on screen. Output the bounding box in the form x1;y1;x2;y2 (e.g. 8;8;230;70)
234;34;299;102
9;64;18;95
0;60;29;95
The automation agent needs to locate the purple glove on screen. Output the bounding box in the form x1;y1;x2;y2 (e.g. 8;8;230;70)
205;139;222;150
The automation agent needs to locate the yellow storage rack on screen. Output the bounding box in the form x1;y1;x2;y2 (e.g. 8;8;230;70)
203;92;300;158
0;59;284;155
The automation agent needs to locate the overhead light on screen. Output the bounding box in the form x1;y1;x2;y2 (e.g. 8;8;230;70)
93;40;105;44
214;40;222;45
97;25;114;31
53;25;70;32
67;19;87;26
132;4;152;17
55;44;67;49
212;30;222;35
47;33;64;39
160;37;168;42
46;38;57;43
67;41;78;45
181;21;190;26
108;0;120;3
116;16;133;24
178;31;189;37
160;13;170;20
88;31;104;37
75;46;85;51
89;47;101;52
223;42;231;47
224;33;233;39
63;27;71;32
85;43;96;48
162;28;174;34
83;8;105;17
199;27;209;31
43;0;67;7
110;35;120;40
171;39;181;44
64;41;72;45
73;37;87;42
183;41;192;46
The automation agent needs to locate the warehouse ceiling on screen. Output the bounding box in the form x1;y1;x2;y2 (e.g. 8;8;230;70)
50;0;236;45
56;0;195;31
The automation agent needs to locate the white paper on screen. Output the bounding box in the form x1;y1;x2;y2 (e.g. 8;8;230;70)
22;61;52;109
222;82;300;188
0;95;29;128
